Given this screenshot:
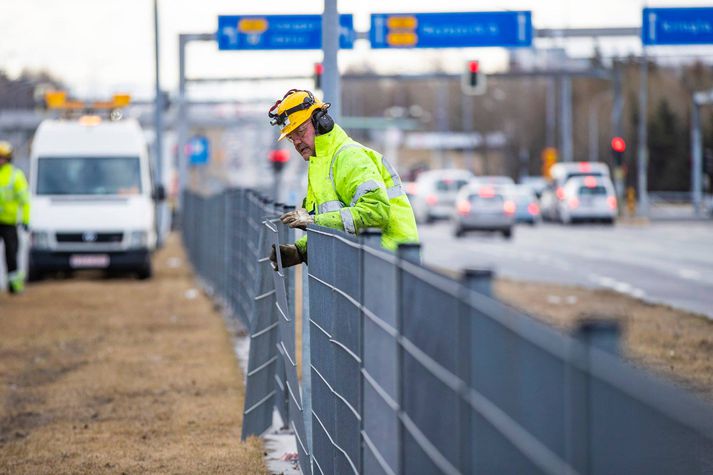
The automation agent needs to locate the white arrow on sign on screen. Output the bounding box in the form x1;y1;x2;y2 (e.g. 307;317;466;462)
517;12;527;42
374;15;385;44
648;12;657;42
221;26;238;45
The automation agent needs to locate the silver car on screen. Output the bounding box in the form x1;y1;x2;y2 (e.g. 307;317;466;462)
411;169;473;223
558;175;618;224
453;184;515;238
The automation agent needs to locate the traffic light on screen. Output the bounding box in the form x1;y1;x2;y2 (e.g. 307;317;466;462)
269;149;290;173
610;136;626;167
461;60;487;96
314;63;324;92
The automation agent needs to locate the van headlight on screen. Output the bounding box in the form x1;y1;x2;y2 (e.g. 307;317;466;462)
128;231;148;248
31;231;51;250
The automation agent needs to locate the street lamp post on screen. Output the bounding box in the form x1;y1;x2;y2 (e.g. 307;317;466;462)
588;91;610;163
153;0;163;185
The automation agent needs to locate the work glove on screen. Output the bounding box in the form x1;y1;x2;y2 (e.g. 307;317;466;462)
280;208;314;230
19;223;29;232
269;244;306;271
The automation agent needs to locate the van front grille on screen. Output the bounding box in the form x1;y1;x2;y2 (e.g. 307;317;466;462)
55;232;123;243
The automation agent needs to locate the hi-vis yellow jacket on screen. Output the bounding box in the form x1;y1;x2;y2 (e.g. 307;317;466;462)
0;163;30;226
295;124;418;255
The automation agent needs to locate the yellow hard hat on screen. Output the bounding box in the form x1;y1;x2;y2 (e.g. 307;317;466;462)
268;89;328;141
0;141;13;160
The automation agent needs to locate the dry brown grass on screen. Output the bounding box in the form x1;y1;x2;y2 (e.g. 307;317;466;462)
0;234;267;475
496;279;713;402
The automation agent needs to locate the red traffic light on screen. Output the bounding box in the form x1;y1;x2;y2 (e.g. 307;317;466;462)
468;60;479;73
314;63;324;90
611;137;626;153
269;149;290;163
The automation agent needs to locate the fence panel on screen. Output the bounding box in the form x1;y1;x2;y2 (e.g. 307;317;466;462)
361;239;399;475
399;263;463;475
308;228;338;474
241;206;279;438
586;347;713;474
268;219;311;474
331;233;362;475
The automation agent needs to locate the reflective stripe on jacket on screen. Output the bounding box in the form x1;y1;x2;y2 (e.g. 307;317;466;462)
0;163;30;226
295;124;418;255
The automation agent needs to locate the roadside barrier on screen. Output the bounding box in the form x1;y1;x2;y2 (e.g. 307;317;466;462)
183;188;713;475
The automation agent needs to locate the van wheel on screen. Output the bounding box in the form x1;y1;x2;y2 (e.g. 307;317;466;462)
137;261;153;280
502;229;513;239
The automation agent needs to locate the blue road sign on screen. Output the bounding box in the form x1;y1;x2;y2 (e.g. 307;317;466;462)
369;11;532;49
643;7;713;46
217;14;354;50
188;136;209;166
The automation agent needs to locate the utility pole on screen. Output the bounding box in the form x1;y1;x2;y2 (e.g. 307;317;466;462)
560;75;573;162
153;0;163;185
436;81;449;168
462;94;475;171
546;78;556;149
691;96;703;216
322;0;340;120
637;51;649;217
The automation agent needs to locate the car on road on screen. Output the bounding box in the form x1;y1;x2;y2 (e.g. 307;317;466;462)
540;162;611;221
504;185;541;225
557;175;618;224
470;175;515;187
453;184;515;238
411;168;473;223
519;175;548;198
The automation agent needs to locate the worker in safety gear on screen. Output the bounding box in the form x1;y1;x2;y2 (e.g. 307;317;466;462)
0;141;30;294
267;89;419;269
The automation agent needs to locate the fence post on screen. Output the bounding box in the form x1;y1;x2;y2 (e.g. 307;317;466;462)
573;318;620;356
460;267;494;473
463;267;494;298
565;318;620;473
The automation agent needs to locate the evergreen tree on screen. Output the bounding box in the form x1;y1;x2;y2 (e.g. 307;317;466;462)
648;99;689;191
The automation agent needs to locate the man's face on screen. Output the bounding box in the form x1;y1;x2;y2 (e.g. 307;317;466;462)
287;120;316;161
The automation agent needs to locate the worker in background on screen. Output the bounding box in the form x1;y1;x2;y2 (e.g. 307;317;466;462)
0;141;30;294
267;89;419;269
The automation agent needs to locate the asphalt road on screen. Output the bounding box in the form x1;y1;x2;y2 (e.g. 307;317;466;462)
419;219;713;320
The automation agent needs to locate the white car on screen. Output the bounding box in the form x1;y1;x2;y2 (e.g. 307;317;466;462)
558;175;618;224
540;162;612;221
410;169;473;223
470;175;515;187
453;184;515;238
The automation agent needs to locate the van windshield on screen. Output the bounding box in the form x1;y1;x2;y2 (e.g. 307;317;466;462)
36;157;142;196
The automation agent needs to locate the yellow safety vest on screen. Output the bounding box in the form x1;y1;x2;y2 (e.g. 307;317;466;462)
0;163;30;226
295;124;418;254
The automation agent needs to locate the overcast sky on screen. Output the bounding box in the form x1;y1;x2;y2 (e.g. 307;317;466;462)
1;0;712;98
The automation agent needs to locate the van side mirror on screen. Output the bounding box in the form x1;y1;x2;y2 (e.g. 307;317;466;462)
152;184;166;201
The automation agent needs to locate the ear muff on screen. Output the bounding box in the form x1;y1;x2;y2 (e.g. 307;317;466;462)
311;107;334;135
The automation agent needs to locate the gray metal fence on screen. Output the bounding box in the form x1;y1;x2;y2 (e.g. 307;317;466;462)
182;188;713;475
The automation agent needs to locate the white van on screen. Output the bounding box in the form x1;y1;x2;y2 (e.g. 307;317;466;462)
28;116;164;280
